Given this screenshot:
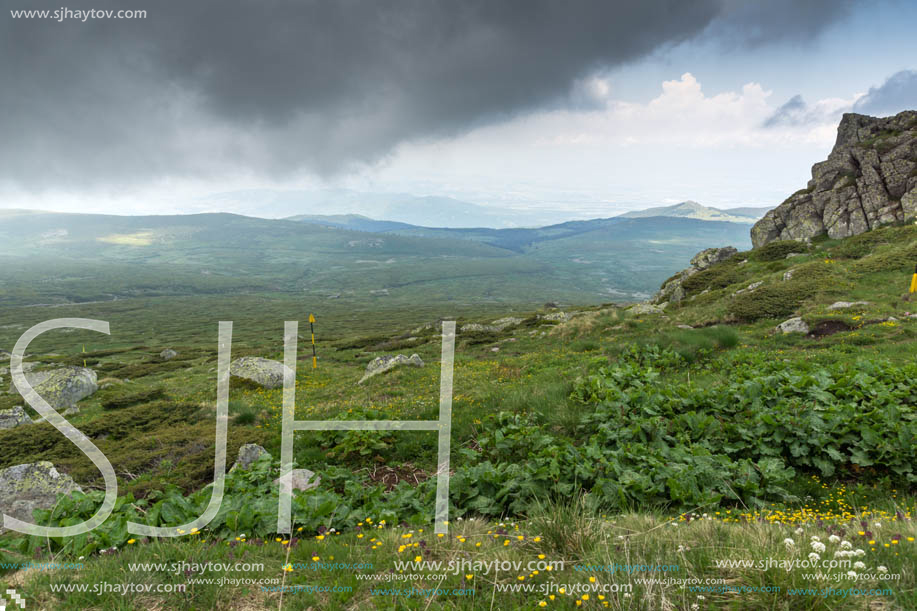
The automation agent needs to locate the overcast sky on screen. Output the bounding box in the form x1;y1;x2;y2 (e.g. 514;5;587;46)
2;0;916;219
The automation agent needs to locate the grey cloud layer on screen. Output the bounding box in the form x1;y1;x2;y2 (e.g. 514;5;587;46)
1;0;856;189
853;70;917;116
763;69;917;129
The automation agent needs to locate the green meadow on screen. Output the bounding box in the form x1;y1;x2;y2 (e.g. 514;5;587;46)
1;222;916;609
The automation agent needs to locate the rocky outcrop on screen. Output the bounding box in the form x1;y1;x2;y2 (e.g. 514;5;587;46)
652;246;738;304
0;462;82;532
752;111;917;247
0;406;30;429
359;354;424;384
229;357;288;389
9;366;98;410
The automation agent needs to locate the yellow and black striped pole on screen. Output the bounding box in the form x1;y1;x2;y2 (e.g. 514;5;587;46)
309;313;317;369
911;264;917;294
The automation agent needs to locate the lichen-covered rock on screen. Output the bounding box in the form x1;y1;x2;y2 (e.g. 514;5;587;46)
826;300;870;311
9;367;98;410
628;303;666;316
0;406;30;429
229;357;287;389
690;246;739;271
0;462;82;532
752;111;917;247
539;312;572;322
460;317;523;333
231;443;271;472
776;317;810;334
652;246;738;304
733;281;763;296
274;469;321;493
159;349;178;361
359;354;424;384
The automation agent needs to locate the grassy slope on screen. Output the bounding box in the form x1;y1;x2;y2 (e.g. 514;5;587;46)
2;224;917;609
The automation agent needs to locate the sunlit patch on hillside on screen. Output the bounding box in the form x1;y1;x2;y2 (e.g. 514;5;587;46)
97;231;155;246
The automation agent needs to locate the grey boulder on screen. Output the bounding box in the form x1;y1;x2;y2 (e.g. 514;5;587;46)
9;367;98;410
776;317;810;334
0;406;30;429
826;301;870;311
159;349;178;361
274;469;321;493
359;354;424;384
231;443;271;472
229;357;288;389
0;462;82;533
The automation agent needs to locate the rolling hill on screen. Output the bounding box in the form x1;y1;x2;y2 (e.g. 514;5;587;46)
0;209;751;307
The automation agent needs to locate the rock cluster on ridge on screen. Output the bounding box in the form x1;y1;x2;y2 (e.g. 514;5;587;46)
752;111;917;247
651;246;738;304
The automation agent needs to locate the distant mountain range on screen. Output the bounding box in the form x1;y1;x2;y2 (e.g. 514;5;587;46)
618;201;772;223
194;189;771;229
196;189;565;228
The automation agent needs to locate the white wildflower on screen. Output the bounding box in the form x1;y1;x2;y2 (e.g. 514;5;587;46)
808;552;820;562
828;535;840;543
855;549;865;557
811;541;826;553
810;535;821;542
846;571;858;579
853;562;866;570
878;566;888;573
794;528;804;535
840;540;852;550
783;538;795;548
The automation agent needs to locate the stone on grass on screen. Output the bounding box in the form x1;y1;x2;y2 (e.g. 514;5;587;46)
826;301;870;311
359;354;424;384
628;303;666;316
274;469;321;494
231;444;271;472
776;317;809;334
0;406;30;429
159;349;178;361
0;462;82;533
733;281;763;296
9;367;98;410
229;357;288;389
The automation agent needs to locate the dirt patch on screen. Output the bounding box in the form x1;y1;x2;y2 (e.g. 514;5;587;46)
366;463;430;491
808;320;851;338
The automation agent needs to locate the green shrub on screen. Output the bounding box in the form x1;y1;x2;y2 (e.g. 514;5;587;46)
751;240;808;262
728;284;805;321
101;388;166;410
681;263;746;294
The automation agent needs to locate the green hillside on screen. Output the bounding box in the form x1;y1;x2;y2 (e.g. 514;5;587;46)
1;223;915;610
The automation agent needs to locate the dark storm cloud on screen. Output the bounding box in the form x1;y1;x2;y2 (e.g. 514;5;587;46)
853;70;917;116
0;0;858;189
